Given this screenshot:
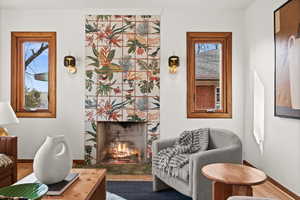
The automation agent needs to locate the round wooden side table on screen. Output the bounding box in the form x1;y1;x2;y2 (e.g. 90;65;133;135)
202;163;267;200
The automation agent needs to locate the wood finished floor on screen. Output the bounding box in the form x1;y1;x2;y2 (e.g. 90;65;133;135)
17;163;295;200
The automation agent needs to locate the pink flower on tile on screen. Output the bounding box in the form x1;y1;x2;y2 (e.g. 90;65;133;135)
96;31;106;41
136;110;147;119
86;35;94;46
86;111;95;121
113;87;121;94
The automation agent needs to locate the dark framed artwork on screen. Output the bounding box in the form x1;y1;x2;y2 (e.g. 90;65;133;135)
274;0;300;119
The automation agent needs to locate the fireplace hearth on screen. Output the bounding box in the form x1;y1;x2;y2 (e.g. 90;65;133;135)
96;122;147;164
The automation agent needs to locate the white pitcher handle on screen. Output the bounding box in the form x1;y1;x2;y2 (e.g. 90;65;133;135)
56;142;67;157
288;35;296;49
51;135;68;157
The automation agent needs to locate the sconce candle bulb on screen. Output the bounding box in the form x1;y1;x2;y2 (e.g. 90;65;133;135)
168;55;180;73
64;55;77;74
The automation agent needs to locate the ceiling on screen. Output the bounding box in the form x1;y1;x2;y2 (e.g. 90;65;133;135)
0;0;254;10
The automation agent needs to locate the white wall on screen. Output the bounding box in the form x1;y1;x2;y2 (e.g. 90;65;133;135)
244;0;300;195
0;10;86;160
0;8;246;161
160;9;245;141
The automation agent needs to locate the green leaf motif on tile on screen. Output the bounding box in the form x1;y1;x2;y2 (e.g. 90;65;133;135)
107;49;115;62
86;79;94;91
96;15;111;21
95;66;114;81
127;39;147;54
86;70;93;79
86;138;97;143
87;56;100;68
137;59;159;72
85;23;100;33
128;46;136;54
149;47;160;57
138;80;154;94
92;46;99;57
137;60;148;70
150;96;160;109
97;80;116;96
152;21;160;33
86;131;97;139
123;19;136;29
128;114;145;122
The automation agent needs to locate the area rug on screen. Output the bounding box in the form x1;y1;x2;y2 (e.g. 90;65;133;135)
107;181;192;200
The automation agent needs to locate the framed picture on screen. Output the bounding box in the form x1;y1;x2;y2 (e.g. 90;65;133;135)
274;0;300;119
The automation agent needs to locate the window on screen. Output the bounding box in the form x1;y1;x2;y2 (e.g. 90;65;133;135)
11;32;56;118
187;32;232;118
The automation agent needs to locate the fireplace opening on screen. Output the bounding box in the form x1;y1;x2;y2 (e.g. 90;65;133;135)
96;122;148;164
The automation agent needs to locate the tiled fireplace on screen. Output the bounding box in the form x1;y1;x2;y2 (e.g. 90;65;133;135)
84;15;160;168
96;122;148;164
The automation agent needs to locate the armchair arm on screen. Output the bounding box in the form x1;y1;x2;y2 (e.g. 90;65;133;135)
152;138;177;155
190;143;242;200
228;197;275;200
0;136;18;160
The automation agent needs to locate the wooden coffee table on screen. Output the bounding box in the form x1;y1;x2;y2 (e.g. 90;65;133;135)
17;169;106;200
202;163;267;200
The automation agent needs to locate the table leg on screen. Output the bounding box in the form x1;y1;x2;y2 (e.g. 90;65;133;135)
90;176;106;200
232;185;253;196
213;181;232;200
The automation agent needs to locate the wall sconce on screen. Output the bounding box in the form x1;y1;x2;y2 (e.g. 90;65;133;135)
168;55;180;73
64;55;77;74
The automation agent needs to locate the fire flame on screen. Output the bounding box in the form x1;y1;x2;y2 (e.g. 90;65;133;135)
110;142;139;160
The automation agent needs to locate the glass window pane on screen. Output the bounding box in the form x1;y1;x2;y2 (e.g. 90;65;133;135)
23;42;49;111
194;43;222;111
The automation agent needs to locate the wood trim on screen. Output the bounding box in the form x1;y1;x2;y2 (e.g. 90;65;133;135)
186;32;232;118
243;160;300;199
11;32;56;118
18;159;86;165
17;159;34;163
73;160;86;165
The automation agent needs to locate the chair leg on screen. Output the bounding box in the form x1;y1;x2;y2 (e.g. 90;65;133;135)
153;175;170;192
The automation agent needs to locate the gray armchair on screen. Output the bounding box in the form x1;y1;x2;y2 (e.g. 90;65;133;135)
228;197;275;200
152;128;242;200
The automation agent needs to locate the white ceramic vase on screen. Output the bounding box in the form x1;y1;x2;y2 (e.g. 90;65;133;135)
33;135;72;184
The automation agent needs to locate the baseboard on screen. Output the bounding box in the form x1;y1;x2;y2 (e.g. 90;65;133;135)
18;159;34;163
18;159;85;165
73;160;86;165
243;160;299;200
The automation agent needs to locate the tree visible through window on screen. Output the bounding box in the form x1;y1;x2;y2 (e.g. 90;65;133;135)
24;42;49;110
11;32;56;118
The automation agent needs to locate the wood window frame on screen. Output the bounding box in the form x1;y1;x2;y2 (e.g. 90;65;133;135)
187;32;232;118
11;32;56;118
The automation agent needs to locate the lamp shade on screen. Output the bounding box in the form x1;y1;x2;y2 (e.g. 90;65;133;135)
0;102;19;126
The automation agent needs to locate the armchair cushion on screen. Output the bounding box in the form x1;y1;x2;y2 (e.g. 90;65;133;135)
153;128;209;178
154;163;190;183
0;154;13;168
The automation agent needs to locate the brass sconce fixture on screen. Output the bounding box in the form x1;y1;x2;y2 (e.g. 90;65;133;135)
168;55;179;73
64;55;77;74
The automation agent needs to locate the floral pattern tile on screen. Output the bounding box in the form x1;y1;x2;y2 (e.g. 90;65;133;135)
86;71;98;96
85;96;97;109
85;109;97;122
85;15;160;164
148;34;160;47
149;21;160;34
